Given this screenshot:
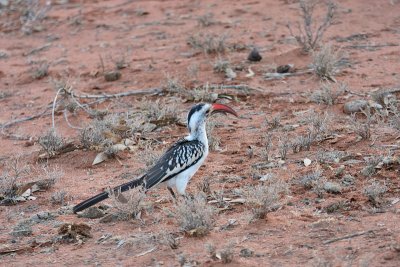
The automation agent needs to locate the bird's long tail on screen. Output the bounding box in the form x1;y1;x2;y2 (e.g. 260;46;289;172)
72;176;145;213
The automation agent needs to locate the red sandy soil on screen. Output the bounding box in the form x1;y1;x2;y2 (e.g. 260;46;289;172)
1;0;400;266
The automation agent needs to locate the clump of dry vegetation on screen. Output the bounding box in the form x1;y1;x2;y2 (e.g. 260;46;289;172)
0;157;29;204
206;118;222;151
0;0;51;34
1;156;62;205
311;82;345;105
291;110;329;153
206;242;235;264
38;130;65;156
51;190;68;206
187;33;228;54
139;99;180;124
350;107;374;140
287;0;337;52
278;135;290;160
298;169;328;197
38;165;64;189
364;180;388;206
31;61;49;79
243;177;289;220
164;75;186;94
312;44;341;81
107;188;148;221
174;193;215;236
213;58;231;73
197;13;215;27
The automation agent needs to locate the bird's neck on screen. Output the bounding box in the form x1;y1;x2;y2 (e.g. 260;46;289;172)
187;122;208;145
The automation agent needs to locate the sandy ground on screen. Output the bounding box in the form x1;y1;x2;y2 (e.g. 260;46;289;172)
0;0;400;266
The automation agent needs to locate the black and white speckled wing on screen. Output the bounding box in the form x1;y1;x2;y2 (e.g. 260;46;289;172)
142;139;205;189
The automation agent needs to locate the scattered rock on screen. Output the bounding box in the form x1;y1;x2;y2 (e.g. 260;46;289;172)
0;50;8;59
104;71;121;82
303;158;312;167
276;64;293;73
240;248;254;257
78;206;105;219
247;47;262;62
323;182;342;194
343;99;368;114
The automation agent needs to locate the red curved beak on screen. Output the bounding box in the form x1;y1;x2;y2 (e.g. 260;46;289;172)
210;103;238;117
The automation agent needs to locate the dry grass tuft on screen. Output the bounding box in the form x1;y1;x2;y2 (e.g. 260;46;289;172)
206;118;222;151
287;0;337;52
187;33;228;54
312;44;341;81
311;82;344;105
298;169;327;197
0;157;29;203
139;99;180;124
206;242;235;264
197;13;215;27
51;190;67;205
107;188;147;221
364;180;388;206
38;130;65;155
244;177;289;220
350;107;374;140
174;193;215;236
31;61;49;79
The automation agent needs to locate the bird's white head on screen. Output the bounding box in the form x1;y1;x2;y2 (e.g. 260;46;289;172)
187;103;238;139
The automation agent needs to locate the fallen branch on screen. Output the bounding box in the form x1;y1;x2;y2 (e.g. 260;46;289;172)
23;43;52;56
71;88;163;99
63;110;83;130
52;88;64;130
323;230;374;245
208;84;264;92
135;246;157;257
264;70;313;80
345;43;399;50
1;106;52;129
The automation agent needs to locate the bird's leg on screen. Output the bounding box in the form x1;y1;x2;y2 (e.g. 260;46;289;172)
167;186;176;199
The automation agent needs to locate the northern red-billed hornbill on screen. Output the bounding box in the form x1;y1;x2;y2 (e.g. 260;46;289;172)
73;103;237;213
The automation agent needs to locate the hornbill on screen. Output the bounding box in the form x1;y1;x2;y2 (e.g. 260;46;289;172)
73;103;238;213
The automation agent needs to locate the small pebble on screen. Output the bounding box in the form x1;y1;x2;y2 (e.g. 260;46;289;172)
247;48;262;62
